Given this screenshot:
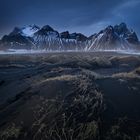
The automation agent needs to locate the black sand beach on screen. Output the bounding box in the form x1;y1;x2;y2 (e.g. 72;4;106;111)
0;52;140;140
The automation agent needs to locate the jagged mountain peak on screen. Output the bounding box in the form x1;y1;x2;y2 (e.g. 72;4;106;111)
106;25;114;30
22;24;40;31
114;22;129;36
60;31;70;39
60;31;87;41
28;24;40;29
70;33;87;41
86;22;140;51
9;25;40;37
118;22;127;29
113;23;139;43
0;22;139;50
21;25;40;37
104;25;114;35
34;25;58;36
41;25;54;32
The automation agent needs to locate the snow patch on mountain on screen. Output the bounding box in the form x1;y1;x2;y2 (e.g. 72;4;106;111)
21;25;40;37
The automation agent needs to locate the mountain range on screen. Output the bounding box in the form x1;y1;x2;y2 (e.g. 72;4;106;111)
0;23;139;51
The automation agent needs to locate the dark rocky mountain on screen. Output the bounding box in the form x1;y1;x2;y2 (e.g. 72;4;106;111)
60;31;88;41
1;34;34;49
86;23;139;50
114;23;139;43
0;23;139;50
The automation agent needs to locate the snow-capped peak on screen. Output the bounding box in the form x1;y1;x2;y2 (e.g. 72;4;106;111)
21;25;40;37
1;23;139;51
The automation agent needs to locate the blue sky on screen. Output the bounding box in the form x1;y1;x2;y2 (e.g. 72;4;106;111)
0;0;140;38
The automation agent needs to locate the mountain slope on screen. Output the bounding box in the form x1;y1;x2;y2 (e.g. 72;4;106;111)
0;23;139;51
86;23;139;51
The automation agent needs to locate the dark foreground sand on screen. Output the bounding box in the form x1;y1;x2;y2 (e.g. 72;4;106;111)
0;52;140;140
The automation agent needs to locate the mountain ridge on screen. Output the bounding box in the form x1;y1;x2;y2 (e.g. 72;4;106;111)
0;23;139;51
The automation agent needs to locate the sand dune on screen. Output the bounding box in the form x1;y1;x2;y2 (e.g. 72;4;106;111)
0;52;140;140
